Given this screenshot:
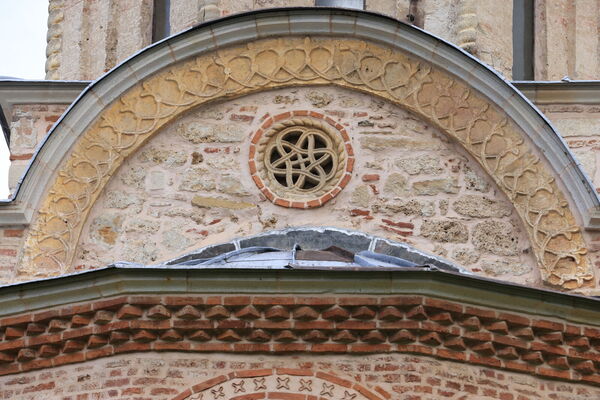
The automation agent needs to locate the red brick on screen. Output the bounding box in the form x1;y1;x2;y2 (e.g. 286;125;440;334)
381;219;415;230
9;153;33;161
113;342;152;354
311;343;347;353
469;354;502;368
362;174;380;182
380;296;423;306
350;208;370;216
436;348;467;362
192;343;233;352
53;352;85;367
92;297;128;310
45;115;60;122
464;306;497;320
172;389;193;400
424;298;463;313
233;369;273;378
230;114;254;122
275;368;313;376
0;249;17;257
537;367;571;380
192;375;228;392
272;343;307;352
3;229;24;237
349;344;391;353
532;319;564;332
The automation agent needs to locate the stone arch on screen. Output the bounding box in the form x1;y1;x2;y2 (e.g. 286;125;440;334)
171;369;385;400
11;9;596;288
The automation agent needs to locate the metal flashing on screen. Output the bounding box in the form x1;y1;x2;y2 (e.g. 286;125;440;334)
514;80;600;104
0;265;598;326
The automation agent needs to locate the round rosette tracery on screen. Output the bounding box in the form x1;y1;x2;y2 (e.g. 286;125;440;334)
249;112;354;208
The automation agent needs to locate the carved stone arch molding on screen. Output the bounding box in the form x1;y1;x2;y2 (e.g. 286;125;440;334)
171;369;385;400
9;9;598;288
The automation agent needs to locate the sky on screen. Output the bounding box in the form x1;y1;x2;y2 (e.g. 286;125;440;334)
0;0;48;199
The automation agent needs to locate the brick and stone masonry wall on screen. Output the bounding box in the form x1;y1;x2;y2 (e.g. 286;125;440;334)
8;104;68;193
0;228;24;284
47;0;514;81
2;353;599;400
0;295;599;399
1;104;67;283
75;86;538;286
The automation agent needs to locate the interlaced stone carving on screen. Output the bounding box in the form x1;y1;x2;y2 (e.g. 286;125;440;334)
21;36;593;289
251;115;350;206
266;126;337;193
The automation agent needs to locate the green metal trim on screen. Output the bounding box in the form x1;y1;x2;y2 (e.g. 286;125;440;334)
0;267;599;326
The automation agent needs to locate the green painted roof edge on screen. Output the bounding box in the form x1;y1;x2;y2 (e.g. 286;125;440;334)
0;266;599;326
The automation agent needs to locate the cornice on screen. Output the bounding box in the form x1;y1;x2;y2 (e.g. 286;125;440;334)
0;80;90;145
0;266;599;326
514;80;600;105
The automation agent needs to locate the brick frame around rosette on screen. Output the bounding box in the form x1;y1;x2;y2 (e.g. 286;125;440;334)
249;110;354;209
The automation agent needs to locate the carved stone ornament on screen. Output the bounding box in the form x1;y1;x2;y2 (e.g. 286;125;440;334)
173;369;384;400
250;112;353;208
22;36;593;289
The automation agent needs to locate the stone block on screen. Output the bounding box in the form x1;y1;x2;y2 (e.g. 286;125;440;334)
420;220;469;243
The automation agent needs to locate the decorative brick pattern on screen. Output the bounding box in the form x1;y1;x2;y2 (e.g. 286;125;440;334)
172;368;386;400
0;295;598;386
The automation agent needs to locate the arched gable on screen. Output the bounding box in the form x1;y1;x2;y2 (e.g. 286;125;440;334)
6;9;596;289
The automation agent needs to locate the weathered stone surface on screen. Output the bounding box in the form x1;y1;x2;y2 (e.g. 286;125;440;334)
374;200;435;217
572;149;596;179
90;215;122;245
350;185;371;208
162;230;193;252
361;137;443;152
178;122;212;143
383;173;408;197
127;240;158;264
105;191;145;213
124;219;160;233
139;147;187;167
452;247;480;265
473;221;519;256
179;167;216;192
305;90;332;107
395;155;443;175
120;166;146;189
146;170;168;191
464;166;490;192
179;122;244;143
439;200;448;216
218;175;249;195
421;220;469;243
482;259;532;277
191;152;204;164
452;195;512;218
413;178;460;195
191;196;254;209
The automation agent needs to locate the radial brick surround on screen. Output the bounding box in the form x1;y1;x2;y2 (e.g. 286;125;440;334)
0;295;598;386
249;110;354;208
